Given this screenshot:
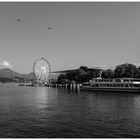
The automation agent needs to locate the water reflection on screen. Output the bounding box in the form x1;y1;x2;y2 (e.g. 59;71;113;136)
35;87;49;109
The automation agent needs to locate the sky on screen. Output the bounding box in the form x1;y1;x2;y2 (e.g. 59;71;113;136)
0;2;140;74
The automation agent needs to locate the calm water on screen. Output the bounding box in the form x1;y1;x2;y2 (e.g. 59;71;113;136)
1;84;140;138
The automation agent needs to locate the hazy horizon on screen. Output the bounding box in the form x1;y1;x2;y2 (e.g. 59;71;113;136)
0;2;140;74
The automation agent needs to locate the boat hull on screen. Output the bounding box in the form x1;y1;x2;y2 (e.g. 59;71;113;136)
80;86;140;93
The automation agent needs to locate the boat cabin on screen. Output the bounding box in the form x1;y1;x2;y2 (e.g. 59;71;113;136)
88;78;140;88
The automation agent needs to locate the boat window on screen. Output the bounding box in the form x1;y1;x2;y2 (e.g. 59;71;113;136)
116;79;121;82
130;84;133;87
95;84;98;87
134;84;139;87
124;79;129;82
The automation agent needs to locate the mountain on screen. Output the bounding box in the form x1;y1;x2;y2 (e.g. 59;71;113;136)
21;72;34;80
0;68;60;83
0;68;35;80
0;68;19;79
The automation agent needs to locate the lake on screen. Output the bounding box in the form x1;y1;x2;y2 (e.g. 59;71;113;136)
0;84;140;138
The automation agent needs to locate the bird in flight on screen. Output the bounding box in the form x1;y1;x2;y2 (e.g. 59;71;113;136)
48;26;55;30
17;19;21;22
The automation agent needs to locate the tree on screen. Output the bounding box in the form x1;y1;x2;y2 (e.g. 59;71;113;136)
114;63;138;78
57;73;68;83
89;69;101;78
102;69;114;78
79;66;89;72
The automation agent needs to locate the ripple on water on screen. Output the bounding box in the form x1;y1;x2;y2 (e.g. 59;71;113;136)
0;86;140;137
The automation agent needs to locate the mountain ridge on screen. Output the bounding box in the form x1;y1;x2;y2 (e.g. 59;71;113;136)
0;68;34;80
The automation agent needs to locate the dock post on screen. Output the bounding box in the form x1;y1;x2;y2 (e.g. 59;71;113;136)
77;84;80;92
66;84;68;89
70;83;72;90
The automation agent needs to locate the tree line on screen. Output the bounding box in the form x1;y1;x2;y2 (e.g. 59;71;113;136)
56;63;140;84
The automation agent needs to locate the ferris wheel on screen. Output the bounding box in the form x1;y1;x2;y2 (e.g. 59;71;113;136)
33;57;51;83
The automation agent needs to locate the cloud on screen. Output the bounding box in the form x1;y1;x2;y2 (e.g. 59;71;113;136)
135;63;140;67
1;60;12;68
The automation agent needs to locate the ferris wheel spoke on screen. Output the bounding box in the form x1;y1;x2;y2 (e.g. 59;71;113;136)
35;69;40;73
45;74;48;81
39;72;42;81
42;74;45;81
35;66;42;70
35;70;41;74
42;61;44;67
36;63;42;68
45;73;48;80
36;67;42;72
35;69;41;74
36;66;42;69
36;73;40;77
41;72;44;80
36;73;41;78
42;73;46;81
36;72;41;77
35;71;41;76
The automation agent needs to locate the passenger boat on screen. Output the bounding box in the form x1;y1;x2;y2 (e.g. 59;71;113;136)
80;78;140;92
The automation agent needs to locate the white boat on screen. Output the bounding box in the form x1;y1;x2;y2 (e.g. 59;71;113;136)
80;78;140;93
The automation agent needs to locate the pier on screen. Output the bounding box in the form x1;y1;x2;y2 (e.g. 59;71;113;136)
18;82;81;92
